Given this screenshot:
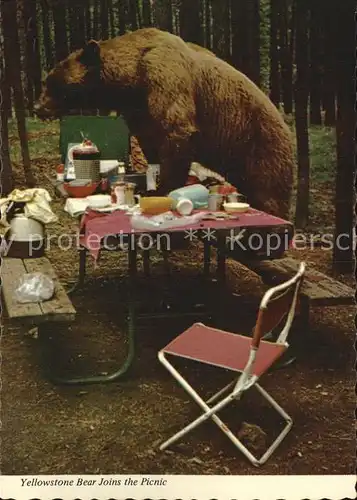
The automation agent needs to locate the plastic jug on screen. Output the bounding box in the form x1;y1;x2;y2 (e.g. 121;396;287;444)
169;184;209;209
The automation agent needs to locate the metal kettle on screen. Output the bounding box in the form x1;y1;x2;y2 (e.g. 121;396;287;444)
9;214;45;242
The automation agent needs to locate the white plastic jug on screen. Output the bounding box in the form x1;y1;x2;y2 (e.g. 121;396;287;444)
169;184;209;209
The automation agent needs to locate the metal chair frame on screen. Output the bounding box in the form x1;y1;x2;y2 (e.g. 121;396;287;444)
158;262;306;466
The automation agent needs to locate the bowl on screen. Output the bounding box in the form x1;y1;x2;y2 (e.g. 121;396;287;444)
63;181;99;198
223;202;250;213
86;194;112;209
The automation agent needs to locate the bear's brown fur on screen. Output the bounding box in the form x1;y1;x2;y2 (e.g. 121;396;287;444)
35;28;294;218
186;42;216;57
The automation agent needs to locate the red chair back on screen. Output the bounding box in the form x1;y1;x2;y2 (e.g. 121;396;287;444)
252;263;305;349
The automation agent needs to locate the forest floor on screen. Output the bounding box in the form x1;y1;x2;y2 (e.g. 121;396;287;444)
1;118;355;477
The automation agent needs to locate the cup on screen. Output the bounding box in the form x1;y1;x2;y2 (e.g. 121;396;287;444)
140;196;173;215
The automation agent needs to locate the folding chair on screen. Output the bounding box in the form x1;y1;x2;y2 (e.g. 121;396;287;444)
158;262;305;466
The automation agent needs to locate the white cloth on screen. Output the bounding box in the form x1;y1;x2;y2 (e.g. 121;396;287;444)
0;188;58;234
64;198;90;217
189;162;226;183
64;197;129;217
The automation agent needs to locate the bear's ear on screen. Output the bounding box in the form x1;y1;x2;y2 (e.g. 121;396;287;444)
80;39;101;68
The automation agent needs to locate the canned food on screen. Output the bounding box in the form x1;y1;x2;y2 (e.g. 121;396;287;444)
208;193;224;211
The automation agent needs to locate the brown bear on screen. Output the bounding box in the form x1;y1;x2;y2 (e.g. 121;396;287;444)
35;28;294;218
129;40;216;173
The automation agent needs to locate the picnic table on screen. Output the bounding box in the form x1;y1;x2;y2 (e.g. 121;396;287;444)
55;207;293;385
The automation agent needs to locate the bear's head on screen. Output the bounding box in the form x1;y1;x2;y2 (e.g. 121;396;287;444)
35;40;103;119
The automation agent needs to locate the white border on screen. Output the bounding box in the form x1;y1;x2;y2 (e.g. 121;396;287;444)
1;474;356;500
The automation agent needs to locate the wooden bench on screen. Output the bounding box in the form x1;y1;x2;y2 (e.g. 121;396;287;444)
245;257;355;327
1;257;76;325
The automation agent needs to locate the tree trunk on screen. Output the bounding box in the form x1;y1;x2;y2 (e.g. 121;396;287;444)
23;0;42;114
108;0;115;36
93;0;100;39
118;0;128;35
77;3;86;47
68;2;85;49
153;0;173;32
41;1;54;71
309;0;323;125
180;0;201;43
2;0;35;187
246;0;261;86
85;0;92;40
269;0;280;106
279;0;293;114
231;0;245;71
0;104;13;195
332;0;356;274
100;0;109;39
294;0;310;229
142;0;152;27
204;0;212;49
128;0;139;30
322;1;336;126
53;0;68;61
0;52;13;195
289;0;296;73
231;1;261;84
211;0;230;61
68;3;80;51
23;0;34;115
30;0;43;100
0;5;12;119
1;3;12;118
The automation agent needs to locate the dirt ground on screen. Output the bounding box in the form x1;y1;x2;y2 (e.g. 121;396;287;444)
1;160;355;477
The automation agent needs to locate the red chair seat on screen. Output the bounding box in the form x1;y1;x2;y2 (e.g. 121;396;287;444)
162;323;287;377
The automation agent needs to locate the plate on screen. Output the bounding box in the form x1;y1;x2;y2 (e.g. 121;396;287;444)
86;194;112;209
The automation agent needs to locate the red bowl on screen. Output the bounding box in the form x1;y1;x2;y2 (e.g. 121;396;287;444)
63;182;100;198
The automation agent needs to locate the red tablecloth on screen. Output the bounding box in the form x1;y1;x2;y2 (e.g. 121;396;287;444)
78;208;293;262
